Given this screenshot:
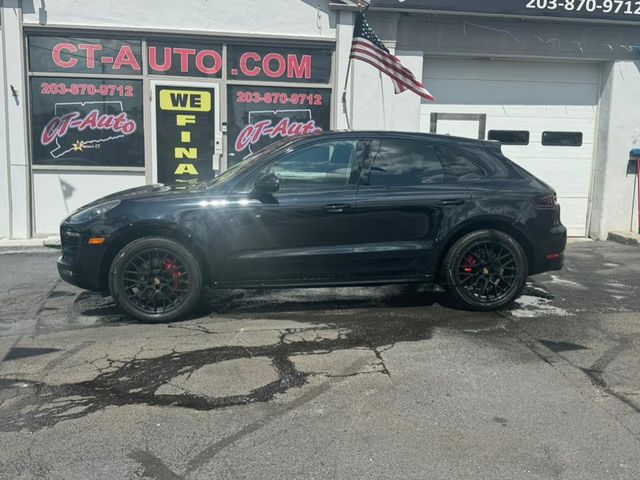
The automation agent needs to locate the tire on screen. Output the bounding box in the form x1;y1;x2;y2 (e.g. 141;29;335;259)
108;237;203;323
443;229;528;311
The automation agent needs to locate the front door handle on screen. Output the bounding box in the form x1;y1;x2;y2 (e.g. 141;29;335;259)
437;199;466;206
324;203;352;214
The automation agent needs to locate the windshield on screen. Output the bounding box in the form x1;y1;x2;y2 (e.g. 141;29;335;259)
207;136;305;187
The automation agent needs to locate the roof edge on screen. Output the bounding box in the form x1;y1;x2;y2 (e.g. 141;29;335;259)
328;1;366;11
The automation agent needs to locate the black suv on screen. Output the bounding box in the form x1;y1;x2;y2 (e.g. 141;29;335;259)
58;131;567;322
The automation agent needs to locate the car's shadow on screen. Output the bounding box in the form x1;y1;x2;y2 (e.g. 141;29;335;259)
74;281;557;327
203;284;460;314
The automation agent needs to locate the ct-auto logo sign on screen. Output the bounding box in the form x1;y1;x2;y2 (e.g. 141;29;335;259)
40;101;137;159
30;77;145;167
372;0;640;22
236;109;323;154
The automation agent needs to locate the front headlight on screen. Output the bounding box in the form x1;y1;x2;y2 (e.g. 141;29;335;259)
68;200;121;224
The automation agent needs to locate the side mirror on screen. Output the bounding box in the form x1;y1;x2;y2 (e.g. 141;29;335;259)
254;173;280;194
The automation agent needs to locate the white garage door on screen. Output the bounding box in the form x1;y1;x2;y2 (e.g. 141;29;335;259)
420;58;600;237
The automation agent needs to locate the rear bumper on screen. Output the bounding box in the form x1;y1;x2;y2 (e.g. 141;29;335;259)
529;224;567;275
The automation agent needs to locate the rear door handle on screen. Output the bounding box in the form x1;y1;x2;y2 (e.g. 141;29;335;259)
437;199;466;206
324;203;352;214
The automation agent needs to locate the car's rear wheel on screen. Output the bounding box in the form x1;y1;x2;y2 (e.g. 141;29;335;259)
109;237;203;323
443;229;527;311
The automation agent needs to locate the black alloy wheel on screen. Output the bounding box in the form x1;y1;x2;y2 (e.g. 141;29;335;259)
444;230;528;311
122;248;190;314
109;237;203;322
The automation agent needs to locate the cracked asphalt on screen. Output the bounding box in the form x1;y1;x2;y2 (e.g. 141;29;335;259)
0;240;639;479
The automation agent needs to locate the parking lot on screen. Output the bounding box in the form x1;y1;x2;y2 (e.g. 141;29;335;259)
0;240;639;479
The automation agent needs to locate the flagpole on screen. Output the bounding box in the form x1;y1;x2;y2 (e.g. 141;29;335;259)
341;56;353;130
342;2;370;131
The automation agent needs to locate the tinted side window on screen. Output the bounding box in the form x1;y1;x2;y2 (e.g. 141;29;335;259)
437;146;485;182
268;140;357;189
365;140;443;187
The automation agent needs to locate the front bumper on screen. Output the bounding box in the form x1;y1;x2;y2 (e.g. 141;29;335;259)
58;226;106;292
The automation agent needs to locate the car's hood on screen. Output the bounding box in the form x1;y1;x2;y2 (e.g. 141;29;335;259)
79;182;219;210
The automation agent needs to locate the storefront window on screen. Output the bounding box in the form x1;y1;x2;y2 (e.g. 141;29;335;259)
227;85;332;167
30;77;144;167
28;35;145;168
27;34;335;174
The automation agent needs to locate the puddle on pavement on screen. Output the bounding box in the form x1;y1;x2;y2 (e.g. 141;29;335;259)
502;282;571;318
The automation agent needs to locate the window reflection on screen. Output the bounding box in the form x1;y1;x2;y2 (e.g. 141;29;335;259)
269;141;357;189
365;140;444;187
437;146;485;182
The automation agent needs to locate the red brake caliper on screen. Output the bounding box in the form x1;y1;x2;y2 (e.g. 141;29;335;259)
163;260;183;289
463;254;477;273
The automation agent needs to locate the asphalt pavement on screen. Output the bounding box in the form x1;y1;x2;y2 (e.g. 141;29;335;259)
0;240;639;479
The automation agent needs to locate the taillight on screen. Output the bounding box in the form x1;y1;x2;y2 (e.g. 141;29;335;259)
534;192;558;207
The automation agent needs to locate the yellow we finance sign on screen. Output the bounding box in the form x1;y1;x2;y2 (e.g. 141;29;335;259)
159;89;212;112
155;86;216;185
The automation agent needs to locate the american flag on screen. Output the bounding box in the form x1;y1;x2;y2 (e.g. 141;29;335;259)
350;12;435;102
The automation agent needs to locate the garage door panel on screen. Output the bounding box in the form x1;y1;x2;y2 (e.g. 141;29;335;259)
421;58;599;237
489;118;596;132
517;167;591;183
502;149;595;160
517;173;590;195
422;105;596;119
425;79;598;106
518;157;590;167
510;157;591;187
489;117;596;127
488;118;596;129
514;157;593;171
558;198;589;237
424;58;600;85
527;178;590;198
424;110;597;136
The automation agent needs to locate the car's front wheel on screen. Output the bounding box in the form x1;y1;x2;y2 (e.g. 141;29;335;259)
109;237;203;322
443;229;528;311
